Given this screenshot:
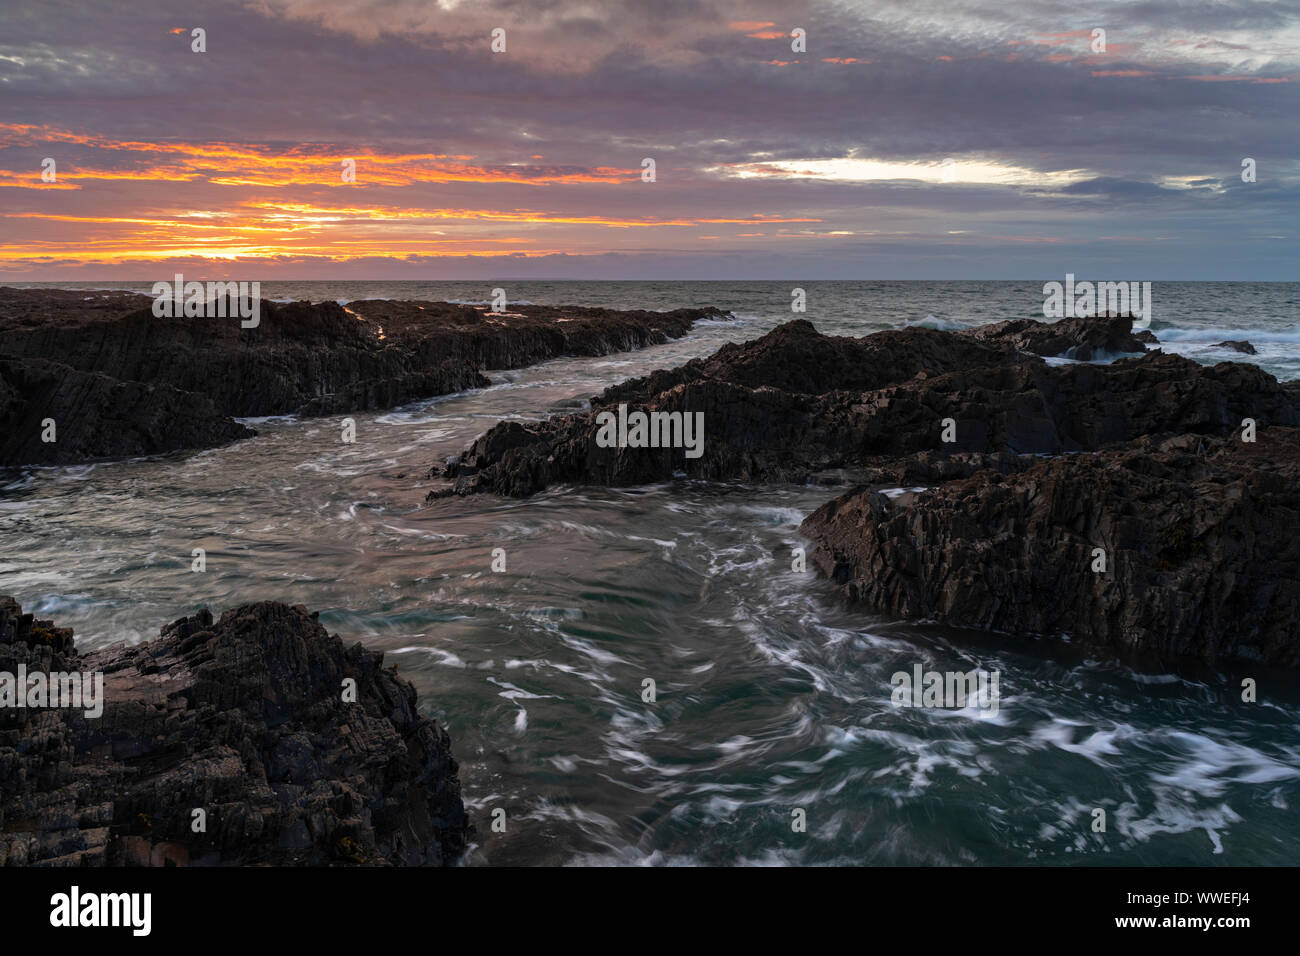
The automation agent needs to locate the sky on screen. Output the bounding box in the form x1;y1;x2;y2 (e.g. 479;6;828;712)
1;0;1297;280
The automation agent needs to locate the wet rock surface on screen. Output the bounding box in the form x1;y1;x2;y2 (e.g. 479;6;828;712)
0;354;255;467
963;313;1151;359
1215;340;1258;355
0;596;470;866
801;430;1300;668
0;287;725;466
433;318;1298;498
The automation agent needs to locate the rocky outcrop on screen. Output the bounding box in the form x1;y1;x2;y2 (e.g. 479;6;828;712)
0;597;470;866
1215;340;1258;355
0;355;254;467
963;313;1150;359
431;320;1026;496
0;287;727;466
598;318;1026;403
433;318;1297;498
800;429;1300;668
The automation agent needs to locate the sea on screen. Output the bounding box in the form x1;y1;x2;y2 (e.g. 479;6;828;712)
3;279;1299;865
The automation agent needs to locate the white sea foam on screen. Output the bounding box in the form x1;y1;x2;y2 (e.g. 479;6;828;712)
903;314;967;331
1155;326;1300;344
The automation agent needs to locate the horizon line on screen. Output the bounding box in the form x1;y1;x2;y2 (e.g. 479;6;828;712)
5;277;1299;284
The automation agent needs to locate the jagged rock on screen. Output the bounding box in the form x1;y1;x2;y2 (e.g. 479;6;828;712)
0;287;727;465
852;351;1295;455
800;429;1300;667
1215;340;1257;355
964;312;1153;357
598;318;1024;403
433;319;1297;498
0;597;470;866
0;355;255;467
962;313;1150;360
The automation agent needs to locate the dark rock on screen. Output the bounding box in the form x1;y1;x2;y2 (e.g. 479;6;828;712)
852;450;1037;486
0;286;727;465
598;318;1024;404
800;429;1300;667
1215;340;1257;355
862;351;1296;455
0;597;470;866
432;320;1298;498
962;313;1150;359
0;355;255;467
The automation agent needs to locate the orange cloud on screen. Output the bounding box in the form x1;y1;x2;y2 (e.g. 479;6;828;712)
0;123;833;269
237;201;823;229
0;124;637;188
1;189;825;266
0;172;79;190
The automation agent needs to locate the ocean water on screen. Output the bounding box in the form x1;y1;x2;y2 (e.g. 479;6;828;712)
3;280;1299;865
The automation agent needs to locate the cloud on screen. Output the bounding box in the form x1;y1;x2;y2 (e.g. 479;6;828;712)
0;0;1296;278
250;0;807;69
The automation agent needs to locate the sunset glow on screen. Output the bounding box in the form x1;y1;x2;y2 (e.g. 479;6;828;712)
1;1;1296;278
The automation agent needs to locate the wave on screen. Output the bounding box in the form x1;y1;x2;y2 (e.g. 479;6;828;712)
1154;326;1300;344
903;314;968;331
